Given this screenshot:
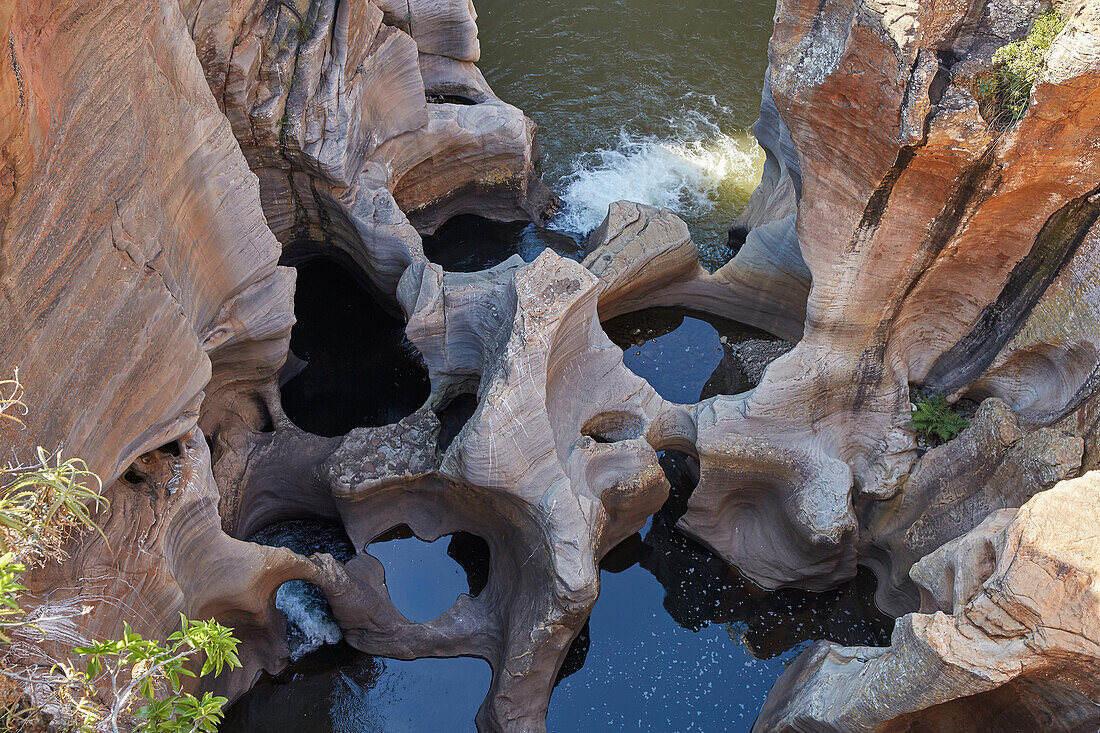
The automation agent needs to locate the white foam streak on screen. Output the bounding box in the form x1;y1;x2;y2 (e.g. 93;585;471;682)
553;114;762;236
277;580;343;660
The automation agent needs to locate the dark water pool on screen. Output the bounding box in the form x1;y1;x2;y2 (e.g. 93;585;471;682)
225;454;891;732
602;307;794;404
421;216;584;273
280;259;430;437
548;451;890;731
366;525;491;623
220;643;490;733
223;523;493;733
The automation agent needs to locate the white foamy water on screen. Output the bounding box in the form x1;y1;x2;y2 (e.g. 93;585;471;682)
276;579;343;660
248;520;354;660
552;112;763;237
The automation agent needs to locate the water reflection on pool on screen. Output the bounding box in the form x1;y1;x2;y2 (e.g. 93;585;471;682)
225;452;892;733
548;451;891;731
602;307;794;404
219;644;490;733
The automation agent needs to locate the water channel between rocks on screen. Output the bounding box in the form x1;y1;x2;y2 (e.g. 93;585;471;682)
224;1;897;730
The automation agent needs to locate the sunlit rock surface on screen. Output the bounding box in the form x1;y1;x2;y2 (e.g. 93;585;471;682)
677;0;1100;589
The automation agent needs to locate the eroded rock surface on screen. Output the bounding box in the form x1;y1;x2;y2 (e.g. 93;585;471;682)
756;472;1100;732
860;398;1084;615
674;0;1100;593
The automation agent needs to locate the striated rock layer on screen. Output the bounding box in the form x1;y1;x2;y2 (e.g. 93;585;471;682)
675;0;1100;592
1;0;1098;731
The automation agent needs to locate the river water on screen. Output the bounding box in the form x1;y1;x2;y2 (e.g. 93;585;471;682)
223;2;898;731
476;0;775;270
228;305;892;732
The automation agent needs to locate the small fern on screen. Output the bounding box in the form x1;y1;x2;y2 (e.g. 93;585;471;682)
295;18;315;42
908;396;969;442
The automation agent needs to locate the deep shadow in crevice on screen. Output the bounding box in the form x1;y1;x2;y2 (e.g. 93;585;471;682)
426;92;480;105
600;532;651;573
554;619;591;687
436;392;479;452
157;440;181;457
280;258;430;437
447;531;492;597
727;224;749;256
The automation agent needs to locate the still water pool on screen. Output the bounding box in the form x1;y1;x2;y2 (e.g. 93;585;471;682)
229;304;890;732
224;450;890;732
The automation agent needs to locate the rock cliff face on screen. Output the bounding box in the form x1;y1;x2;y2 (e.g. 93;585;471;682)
1;0;1098;731
677;0;1100;588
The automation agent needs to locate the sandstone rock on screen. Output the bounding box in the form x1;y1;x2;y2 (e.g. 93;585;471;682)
2;0;1100;730
582;201;807;342
677;0;1100;595
187;0;552;297
0;0;290;489
218;251;684;730
755;473;1100;732
859;398;1084;615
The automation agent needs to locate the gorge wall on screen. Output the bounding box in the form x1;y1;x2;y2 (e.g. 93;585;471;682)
0;0;1097;731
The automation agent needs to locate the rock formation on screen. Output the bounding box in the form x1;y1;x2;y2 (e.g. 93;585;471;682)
756;472;1100;732
675;0;1100;593
860;398;1083;616
1;0;1098;730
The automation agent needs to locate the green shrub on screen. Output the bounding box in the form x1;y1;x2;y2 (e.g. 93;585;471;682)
0;370;242;731
977;10;1067;125
908;395;969;442
71;616;241;733
294;18;315;42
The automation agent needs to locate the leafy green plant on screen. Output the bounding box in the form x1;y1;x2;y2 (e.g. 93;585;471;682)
71;616;241;733
908;395;969;442
0;447;107;567
976;10;1067;125
0;554;29;645
294;18;315;42
0;370;242;732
